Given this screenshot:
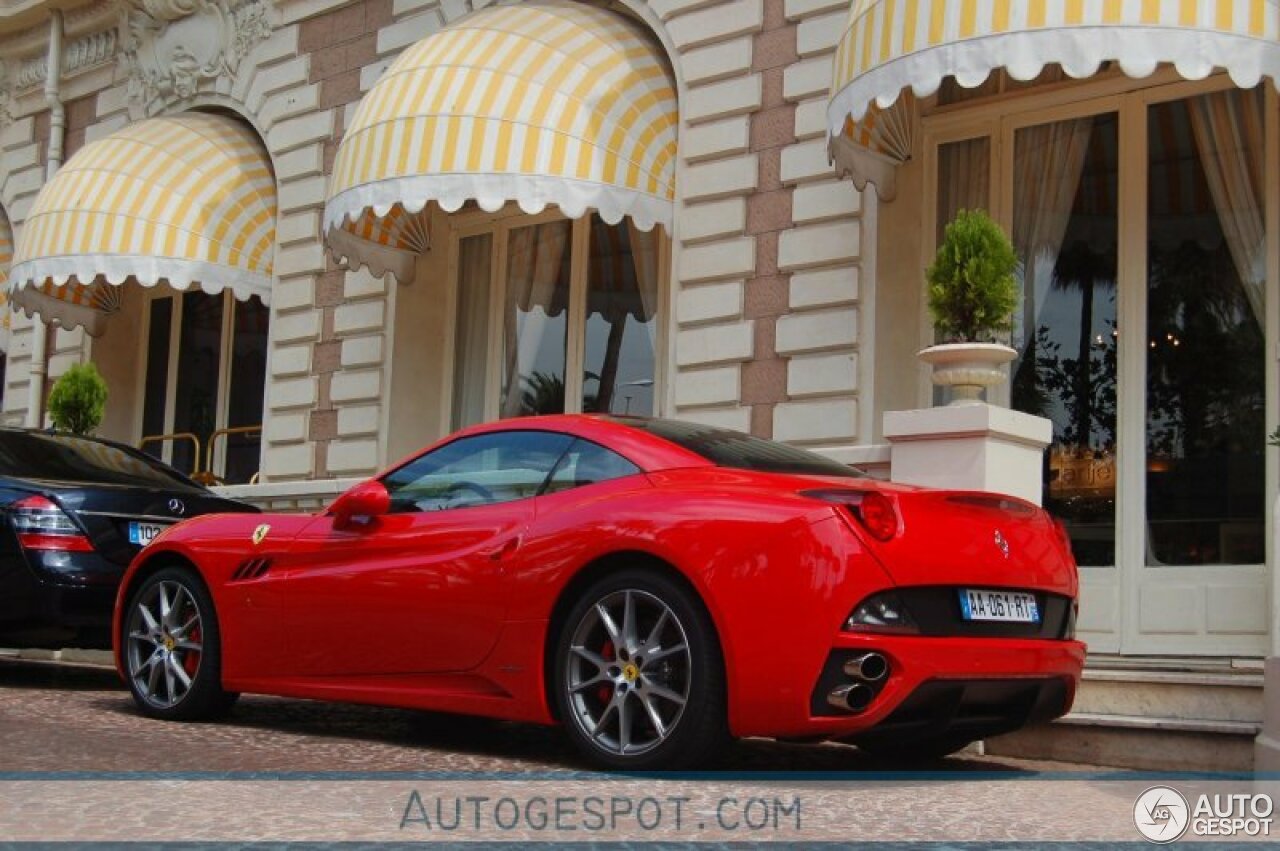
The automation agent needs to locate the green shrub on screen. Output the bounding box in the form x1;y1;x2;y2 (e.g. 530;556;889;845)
926;208;1019;342
47;362;108;435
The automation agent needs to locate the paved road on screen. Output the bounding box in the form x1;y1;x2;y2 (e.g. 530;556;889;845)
0;655;1071;774
3;657;1272;843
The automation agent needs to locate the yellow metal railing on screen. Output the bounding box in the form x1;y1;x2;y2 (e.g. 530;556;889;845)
203;425;264;487
139;424;263;486
138;432;202;477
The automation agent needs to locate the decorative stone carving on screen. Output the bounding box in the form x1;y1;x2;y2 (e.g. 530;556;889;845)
122;0;270;104
0;62;11;127
13;30;118;89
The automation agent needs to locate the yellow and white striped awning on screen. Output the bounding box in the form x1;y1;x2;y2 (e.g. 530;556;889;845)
9;113;276;336
324;0;677;281
828;0;1280;199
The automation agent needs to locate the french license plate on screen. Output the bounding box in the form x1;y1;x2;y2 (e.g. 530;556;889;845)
128;522;166;546
959;588;1040;623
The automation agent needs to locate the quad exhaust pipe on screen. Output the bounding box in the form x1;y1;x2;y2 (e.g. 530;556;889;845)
843;652;888;683
826;682;875;713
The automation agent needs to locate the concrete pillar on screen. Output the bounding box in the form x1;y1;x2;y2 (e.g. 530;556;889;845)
1254;498;1280;771
883;403;1052;505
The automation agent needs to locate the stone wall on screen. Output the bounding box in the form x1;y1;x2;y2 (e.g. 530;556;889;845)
0;0;871;481
665;0;866;451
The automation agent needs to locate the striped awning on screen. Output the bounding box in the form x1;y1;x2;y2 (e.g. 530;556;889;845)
828;0;1280;200
9;113;276;336
324;0;677;282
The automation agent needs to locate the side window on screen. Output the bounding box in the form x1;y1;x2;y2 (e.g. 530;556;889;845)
382;431;573;512
545;439;641;494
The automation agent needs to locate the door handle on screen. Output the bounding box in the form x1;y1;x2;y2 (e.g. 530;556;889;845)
484;536;521;561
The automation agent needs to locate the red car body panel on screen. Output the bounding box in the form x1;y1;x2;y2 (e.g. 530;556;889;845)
112;415;1085;741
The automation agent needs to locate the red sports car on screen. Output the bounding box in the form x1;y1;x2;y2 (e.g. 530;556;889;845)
112;415;1084;769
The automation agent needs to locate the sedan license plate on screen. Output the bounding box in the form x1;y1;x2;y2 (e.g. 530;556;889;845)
128;522;166;546
958;589;1040;623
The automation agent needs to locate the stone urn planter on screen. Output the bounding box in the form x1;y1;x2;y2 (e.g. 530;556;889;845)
918;341;1017;405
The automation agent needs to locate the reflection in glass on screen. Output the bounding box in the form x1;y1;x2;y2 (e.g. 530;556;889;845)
583;216;659;415
224;296;268;484
936;137;990;245
1145;92;1265;566
501;221;572;417
140;297;173;460
170;291;223;476
1010;113;1119;566
934;137;991;406
452;233;492;429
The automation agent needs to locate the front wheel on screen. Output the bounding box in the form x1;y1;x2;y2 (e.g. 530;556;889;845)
552;569;728;770
122;567;238;720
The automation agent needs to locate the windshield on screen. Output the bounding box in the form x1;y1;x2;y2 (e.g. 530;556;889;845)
612;417;866;479
0;430;201;490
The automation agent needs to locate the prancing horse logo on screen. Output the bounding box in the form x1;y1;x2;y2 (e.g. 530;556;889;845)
994;529;1010;559
252;524;271;546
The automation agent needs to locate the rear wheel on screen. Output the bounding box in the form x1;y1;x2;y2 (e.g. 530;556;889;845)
123;567;237;720
553;569;728;770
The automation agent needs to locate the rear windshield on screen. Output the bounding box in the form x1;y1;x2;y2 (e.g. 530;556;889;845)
0;430;200;489
612;418;865;479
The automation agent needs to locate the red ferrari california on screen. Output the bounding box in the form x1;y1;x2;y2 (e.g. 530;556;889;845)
112;415;1084;769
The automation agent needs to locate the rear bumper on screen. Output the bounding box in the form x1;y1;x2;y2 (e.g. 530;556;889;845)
0;551;122;647
732;634;1085;739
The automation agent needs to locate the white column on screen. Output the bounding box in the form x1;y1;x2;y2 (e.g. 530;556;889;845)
883;403;1052;505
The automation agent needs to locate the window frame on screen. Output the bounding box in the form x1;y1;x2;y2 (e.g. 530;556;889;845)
134;287;260;480
379;428;580;513
439;205;670;431
543;436;643;494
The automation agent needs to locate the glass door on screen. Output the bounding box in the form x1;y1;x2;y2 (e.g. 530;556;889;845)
1004;109;1121;651
1120;87;1269;654
138;290;269;484
984;81;1273;655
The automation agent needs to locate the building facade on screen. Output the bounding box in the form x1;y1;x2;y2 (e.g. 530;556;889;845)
1;0;1279;766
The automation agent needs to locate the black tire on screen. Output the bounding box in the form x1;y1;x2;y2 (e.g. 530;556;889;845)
121;566;238;721
552;568;728;770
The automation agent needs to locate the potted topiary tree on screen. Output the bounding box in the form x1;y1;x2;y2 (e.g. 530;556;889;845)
47;362;108;435
919;208;1020;405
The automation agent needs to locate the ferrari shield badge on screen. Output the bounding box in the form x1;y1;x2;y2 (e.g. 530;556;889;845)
252;524;271;546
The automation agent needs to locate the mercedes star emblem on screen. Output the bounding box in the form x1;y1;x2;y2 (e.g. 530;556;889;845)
168;498;186;516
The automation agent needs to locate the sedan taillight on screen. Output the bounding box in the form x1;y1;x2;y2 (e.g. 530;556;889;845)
8;495;94;552
801;488;901;542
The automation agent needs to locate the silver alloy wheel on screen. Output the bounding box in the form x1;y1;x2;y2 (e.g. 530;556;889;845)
125;579;204;709
565;588;692;757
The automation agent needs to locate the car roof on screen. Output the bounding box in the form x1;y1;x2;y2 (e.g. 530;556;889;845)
394;415;715;474
0;427;204;489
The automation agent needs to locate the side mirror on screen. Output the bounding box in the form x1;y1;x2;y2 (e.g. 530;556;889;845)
328;479;390;529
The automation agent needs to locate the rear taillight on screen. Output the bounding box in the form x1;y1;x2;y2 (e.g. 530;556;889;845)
8;495;93;552
801;488;901;542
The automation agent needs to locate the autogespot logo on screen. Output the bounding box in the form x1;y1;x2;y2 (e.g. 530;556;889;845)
1134;786;1190;843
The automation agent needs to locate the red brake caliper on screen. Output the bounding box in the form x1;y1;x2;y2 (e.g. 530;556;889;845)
597;640;615;703
182;623;201;676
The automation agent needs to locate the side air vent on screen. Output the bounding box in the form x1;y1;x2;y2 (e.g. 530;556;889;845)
231;557;273;582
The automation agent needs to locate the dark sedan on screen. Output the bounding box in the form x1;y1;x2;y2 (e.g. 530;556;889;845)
0;428;255;649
